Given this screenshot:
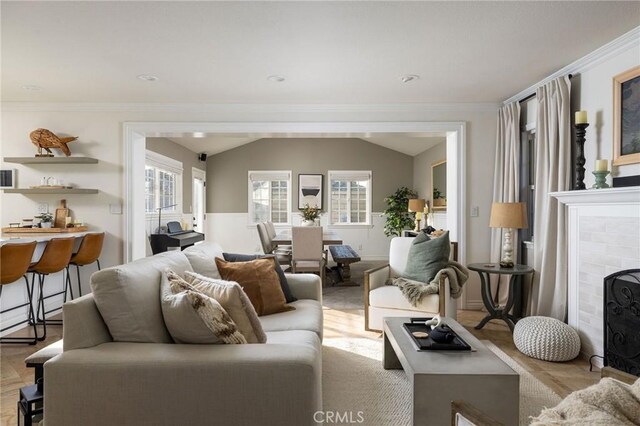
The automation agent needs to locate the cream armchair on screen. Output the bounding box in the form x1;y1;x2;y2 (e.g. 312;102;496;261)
364;236;458;331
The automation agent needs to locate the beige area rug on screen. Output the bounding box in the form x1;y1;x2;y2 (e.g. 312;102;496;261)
322;338;562;426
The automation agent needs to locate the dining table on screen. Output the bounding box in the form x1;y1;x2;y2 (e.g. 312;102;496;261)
272;229;343;246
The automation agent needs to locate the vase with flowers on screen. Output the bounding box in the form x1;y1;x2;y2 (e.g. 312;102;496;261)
300;204;320;226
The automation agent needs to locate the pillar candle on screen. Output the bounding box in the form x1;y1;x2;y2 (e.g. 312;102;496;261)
575;111;588;124
595;159;608;172
423;206;429;215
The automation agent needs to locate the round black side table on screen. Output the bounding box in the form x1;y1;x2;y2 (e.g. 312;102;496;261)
467;263;534;332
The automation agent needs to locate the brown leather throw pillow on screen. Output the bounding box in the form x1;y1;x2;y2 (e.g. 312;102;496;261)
215;257;294;316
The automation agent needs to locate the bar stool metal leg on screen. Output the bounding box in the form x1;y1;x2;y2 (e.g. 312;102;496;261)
0;276;39;345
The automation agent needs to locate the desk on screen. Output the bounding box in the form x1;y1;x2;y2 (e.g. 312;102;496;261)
273;230;342;246
467;263;534;332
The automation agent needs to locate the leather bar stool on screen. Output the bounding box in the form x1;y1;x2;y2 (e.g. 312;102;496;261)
0;241;38;344
69;232;104;297
29;237;75;340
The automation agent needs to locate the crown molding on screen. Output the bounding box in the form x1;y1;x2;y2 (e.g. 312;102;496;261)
503;25;640;105
1;101;499;114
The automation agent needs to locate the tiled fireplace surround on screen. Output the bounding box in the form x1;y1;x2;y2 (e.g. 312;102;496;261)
552;187;640;367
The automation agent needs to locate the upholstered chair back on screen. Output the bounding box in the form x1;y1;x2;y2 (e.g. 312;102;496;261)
292;226;323;261
256;223;272;254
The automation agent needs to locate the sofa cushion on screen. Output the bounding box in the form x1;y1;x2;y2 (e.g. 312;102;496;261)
161;270;246;344
183;242;224;279
369;285;440;313
184;271;266;343
90;251;193;343
216;257;294;316
259;299;323;340
403;231;450;283
223;252;296;303
264;330;321;351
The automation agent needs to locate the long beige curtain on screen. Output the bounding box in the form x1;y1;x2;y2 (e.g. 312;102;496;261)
532;76;572;320
490;101;521;306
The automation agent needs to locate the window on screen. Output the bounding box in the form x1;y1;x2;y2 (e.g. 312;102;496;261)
328;171;372;225
145;151;183;214
248;171;291;224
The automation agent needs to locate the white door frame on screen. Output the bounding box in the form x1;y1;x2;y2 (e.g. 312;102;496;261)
192;167;206;232
123;121;467;304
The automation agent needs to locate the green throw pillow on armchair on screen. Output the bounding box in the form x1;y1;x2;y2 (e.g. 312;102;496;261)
403;231;450;283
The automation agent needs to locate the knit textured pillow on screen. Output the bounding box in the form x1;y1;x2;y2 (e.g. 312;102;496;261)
163;269;246;344
184;271;267;343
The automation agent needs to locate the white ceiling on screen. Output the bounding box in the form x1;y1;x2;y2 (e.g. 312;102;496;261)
167;133;447;156
2;2;639;104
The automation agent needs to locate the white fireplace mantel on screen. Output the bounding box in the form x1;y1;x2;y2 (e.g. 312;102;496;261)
550;187;640;205
550;186;640;366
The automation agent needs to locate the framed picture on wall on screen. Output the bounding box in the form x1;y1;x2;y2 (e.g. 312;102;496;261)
613;65;640;166
298;174;323;210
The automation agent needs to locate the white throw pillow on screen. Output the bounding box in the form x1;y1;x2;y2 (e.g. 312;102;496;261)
161;270;246;344
184;270;267;344
183;242;224;279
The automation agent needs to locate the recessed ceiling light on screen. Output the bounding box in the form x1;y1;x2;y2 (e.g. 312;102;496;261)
137;74;159;82
21;85;42;91
267;75;285;83
400;75;420;83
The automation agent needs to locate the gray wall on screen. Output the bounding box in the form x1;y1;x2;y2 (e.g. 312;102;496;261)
413;140;447;204
146;137;206;214
206;138;414;213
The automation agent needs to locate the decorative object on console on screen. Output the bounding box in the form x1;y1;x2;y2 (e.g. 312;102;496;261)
30;128;78;157
574;111;589;190
489;202;528;268
513;316;580;362
298;174;323;209
613;65;640;166
383;186;418;237
593;159;610;188
408;198;426;231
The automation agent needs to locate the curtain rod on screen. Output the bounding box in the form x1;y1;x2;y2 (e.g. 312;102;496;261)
518;74;573;104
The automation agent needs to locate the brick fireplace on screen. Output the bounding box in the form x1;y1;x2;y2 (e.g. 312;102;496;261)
552;187;640;366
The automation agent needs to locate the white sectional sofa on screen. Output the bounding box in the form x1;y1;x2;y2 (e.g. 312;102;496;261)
43;243;324;426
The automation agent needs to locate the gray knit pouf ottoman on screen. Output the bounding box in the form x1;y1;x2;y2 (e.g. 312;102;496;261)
513;316;581;362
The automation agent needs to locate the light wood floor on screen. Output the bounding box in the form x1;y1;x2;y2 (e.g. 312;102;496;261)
0;309;600;426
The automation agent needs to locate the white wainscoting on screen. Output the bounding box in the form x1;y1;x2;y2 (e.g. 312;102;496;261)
552;187;640;366
205;212;391;261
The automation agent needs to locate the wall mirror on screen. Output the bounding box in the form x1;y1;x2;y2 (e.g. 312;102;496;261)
431;159;447;211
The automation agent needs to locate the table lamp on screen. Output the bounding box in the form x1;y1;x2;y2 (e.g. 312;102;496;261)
489;202;528;268
408;199;426;232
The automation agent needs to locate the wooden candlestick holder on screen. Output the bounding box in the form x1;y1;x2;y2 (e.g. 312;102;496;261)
574;123;589;190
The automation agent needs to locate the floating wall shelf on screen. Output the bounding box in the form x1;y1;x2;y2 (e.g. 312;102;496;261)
3;188;99;194
3;157;99;164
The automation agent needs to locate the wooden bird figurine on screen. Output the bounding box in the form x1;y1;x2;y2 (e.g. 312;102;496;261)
30;128;78;157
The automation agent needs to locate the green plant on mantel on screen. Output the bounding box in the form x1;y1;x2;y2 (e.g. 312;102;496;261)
383;187;417;237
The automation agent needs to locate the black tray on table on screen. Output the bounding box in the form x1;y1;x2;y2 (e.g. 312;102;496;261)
402;318;472;351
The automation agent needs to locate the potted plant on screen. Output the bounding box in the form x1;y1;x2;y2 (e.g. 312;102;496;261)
433;187;446;207
383;187;418;237
300;204;320;226
36;212;54;228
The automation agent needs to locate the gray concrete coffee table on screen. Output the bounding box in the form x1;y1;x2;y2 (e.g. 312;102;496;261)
383;317;519;426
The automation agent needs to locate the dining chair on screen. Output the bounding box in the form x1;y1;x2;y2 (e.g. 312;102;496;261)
264;221;292;252
69;232;104;297
291;226;326;286
0;241;38;344
29;237;75;340
257;223;291;267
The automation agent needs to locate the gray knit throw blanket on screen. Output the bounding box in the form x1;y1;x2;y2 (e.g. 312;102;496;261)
388;261;469;307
